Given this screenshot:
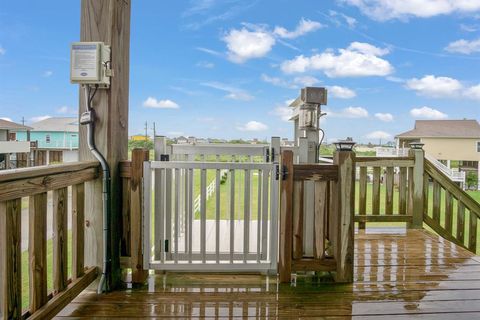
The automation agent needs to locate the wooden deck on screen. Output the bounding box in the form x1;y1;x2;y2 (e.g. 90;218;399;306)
55;229;480;319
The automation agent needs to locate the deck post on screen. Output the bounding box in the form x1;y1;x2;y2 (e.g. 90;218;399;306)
279;150;294;283
334;148;355;283
79;0;131;289
409;143;425;229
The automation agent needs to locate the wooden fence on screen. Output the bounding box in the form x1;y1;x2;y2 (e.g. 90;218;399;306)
0;162;99;319
279;150;355;283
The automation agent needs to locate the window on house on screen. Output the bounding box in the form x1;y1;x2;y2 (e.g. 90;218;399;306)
477;142;480;152
46;134;51;143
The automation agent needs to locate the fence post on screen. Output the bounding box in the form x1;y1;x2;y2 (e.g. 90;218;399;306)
409;143;425;229
131;148;149;283
333;145;355;283
279;150;294;283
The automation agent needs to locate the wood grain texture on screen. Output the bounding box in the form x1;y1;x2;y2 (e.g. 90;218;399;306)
314;181;328;259
130;149;149;283
53;187;68;293
0;199;22;319
56;230;480;319
358;167;367;229
399;167;407;215
411;149;425;228
0;165;98;202
72;183;85;280
79;0;131;288
293;164;338;181
372;167;380;216
29;193;48;313
292;181;304;260
279;150;293;283
457;202;465;244
385;167;394;215
334;151;355;283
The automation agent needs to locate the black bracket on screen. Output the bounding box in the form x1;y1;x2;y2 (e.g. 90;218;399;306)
271;148;275;162
265;148;270;163
160;154;169;161
282;165;288;180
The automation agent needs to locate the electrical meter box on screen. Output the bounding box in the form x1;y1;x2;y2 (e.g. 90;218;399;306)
301;87;327;105
70;42;111;88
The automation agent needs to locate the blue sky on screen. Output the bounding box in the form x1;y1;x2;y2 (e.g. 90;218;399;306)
1;0;480;143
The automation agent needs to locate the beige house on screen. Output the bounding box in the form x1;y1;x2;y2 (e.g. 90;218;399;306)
396;119;480;189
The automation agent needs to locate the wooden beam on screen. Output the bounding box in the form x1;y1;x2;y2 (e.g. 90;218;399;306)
53;187;68;293
355;215;413;223
279;150;294;283
79;0;131;289
0;199;22;319
291;258;336;272
72;183;85;280
0;165;98;202
334;150;355;283
292;164;338;181
29;193;48;313
410;148;424;229
130;149;149;283
27;267;97;320
292;181;304;260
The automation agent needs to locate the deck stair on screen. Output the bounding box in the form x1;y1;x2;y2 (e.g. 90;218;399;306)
425;153;466;187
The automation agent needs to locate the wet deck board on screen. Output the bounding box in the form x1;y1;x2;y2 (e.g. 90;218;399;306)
55;229;480;319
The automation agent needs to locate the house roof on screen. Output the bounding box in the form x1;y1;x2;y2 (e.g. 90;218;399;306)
0;118;32;131
30;117;78;133
396;120;480;139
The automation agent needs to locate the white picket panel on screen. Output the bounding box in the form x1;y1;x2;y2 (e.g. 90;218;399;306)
143;160;279;273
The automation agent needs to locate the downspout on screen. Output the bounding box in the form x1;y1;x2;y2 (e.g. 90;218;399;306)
81;86;111;294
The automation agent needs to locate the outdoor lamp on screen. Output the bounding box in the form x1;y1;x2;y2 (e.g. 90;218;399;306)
334;140;356;151
409;142;424;150
298;103;318;130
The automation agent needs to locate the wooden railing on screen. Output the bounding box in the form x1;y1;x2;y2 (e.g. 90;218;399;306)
354;148;424;229
424;159;480;253
279;149;355;283
119;149;150;283
0;161;99;319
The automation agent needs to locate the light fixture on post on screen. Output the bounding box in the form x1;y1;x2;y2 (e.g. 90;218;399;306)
334;140;356;151
409;142;424;150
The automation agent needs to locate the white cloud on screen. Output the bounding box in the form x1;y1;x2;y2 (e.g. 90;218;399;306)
261;74;295;88
30;115;51;123
143;97;180;109
0;45;5;55
271;100;295;122
0;117;12;122
43;70;53;77
57;105;76;114
329;10;357;28
464;84;480;100
365;131;392;140
223;27;275;63
405;75;463;98
460;24;479;32
347;42;390;56
281;42;393;77
196;47;222;56
201;82;254;101
410;106;448;119
196;61;215;68
445;38;480;54
293;76;320;87
328;85;356;99
237;120;268;131
374;113;394;122
273;18;324;39
341;0;480;21
328;106;369;118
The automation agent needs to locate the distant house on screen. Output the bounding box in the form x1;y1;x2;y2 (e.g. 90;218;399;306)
17;117;79;163
130;134;149;141
195;138;208;144
187;136;196;144
176;136;188;144
0;119;32;169
396;119;480;189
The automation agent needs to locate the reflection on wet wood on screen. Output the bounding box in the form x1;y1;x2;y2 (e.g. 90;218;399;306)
55;229;480;319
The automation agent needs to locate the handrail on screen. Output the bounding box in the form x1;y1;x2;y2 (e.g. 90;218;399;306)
0;161;100;319
424;158;479;253
425;153;466;183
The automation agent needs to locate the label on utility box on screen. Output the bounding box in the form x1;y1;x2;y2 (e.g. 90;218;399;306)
71;44;100;81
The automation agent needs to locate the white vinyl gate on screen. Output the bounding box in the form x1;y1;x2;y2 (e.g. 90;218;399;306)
143;160;279;273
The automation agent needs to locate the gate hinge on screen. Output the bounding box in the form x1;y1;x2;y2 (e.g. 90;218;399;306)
160;154;169;161
282;165;288;180
275;164;288;180
164;240;169;253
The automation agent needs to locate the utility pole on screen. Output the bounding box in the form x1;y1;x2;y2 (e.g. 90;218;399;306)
144;121;148;141
79;0;131;290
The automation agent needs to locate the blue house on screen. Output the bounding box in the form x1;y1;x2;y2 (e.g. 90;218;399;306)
16;117;79;163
